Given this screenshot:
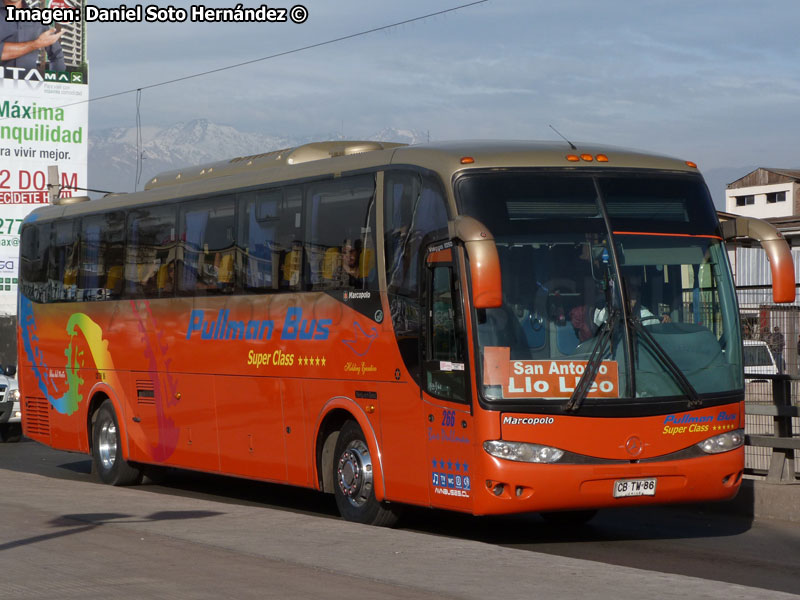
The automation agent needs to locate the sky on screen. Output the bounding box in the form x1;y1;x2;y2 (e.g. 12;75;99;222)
85;0;800;174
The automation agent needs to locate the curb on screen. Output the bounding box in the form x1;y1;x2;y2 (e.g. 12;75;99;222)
702;478;800;523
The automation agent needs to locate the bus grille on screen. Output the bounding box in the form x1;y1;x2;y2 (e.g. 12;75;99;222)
24;397;50;436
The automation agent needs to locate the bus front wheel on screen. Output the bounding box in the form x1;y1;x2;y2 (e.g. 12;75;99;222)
333;420;399;527
92;400;142;486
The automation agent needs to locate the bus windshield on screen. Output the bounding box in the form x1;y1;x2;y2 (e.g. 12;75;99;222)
456;171;742;405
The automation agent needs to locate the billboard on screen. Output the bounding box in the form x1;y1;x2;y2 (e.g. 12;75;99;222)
0;0;87;315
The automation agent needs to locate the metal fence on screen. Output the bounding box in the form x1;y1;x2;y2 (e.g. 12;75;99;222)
744;374;799;482
736;279;800;481
737;288;800;376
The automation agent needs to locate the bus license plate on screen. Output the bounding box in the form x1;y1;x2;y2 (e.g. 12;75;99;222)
613;478;656;498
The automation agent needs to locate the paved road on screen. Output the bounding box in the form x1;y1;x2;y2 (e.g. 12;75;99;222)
1;438;799;599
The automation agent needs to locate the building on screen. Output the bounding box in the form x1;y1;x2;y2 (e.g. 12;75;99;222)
58;0;86;70
725;168;800;219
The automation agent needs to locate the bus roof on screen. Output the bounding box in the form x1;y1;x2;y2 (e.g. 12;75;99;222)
28;140;700;222
144;140;407;191
391;140;698;177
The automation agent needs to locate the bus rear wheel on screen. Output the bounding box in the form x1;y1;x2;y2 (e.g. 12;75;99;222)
92;400;142;486
333;420;399;527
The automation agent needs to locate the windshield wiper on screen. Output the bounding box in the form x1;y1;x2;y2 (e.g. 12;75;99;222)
565;308;620;412
629;319;702;409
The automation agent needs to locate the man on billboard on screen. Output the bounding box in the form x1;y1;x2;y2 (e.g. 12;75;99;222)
1;0;65;73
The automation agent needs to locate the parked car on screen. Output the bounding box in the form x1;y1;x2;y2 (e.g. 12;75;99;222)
0;365;21;443
742;340;779;378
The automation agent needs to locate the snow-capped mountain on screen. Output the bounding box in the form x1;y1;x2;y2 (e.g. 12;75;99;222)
88;120;429;195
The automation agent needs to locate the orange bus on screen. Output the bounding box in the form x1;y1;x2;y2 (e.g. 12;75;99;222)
17;141;795;526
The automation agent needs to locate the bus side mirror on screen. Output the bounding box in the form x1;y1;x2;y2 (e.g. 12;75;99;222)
720;216;795;303
449;216;502;309
4;365;15;377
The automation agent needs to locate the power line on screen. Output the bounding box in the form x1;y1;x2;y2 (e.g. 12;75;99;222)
135;89;143;190
56;1;489;111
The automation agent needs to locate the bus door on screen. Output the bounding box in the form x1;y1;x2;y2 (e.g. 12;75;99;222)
421;243;475;510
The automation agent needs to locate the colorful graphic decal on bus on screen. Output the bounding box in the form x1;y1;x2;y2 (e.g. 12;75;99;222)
431;458;471;498
20;295;109;415
483;346;619;398
19;296;181;462
131;300;180;461
342;320;378;356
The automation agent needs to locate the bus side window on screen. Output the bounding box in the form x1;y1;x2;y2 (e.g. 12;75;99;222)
79;211;125;301
20;223;50;303
125;205;177;299
238;188;280;292
79;219;101;298
279;187;304;292
49;220;79;302
305;175;376;291
179;196;235;296
384;170;450;384
424;260;467;402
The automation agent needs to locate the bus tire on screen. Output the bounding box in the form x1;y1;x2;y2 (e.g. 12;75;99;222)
333;420;399;527
92;400;142;486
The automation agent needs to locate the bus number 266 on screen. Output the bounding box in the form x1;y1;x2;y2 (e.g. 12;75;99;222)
442;410;456;427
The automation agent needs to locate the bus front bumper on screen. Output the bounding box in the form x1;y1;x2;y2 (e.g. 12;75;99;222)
471;447;743;515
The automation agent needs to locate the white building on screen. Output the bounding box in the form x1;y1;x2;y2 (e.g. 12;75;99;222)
725;168;800;219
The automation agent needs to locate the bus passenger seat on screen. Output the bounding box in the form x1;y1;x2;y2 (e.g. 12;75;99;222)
156;263;173;293
63;268;78;286
358;247;375;279
556;323;581;355
105;266;122;293
218;254;234;285
282;245;303;287
322;247;340;281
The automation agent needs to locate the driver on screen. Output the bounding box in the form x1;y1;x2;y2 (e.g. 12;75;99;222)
593;271;662;327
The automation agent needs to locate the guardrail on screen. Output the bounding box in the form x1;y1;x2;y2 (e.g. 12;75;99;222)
744;373;799;483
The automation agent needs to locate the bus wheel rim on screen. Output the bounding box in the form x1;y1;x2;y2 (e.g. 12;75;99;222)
337;440;373;508
98;419;117;470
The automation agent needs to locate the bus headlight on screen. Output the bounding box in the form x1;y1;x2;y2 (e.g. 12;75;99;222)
696;429;745;454
10;389;20;402
483;440;564;463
